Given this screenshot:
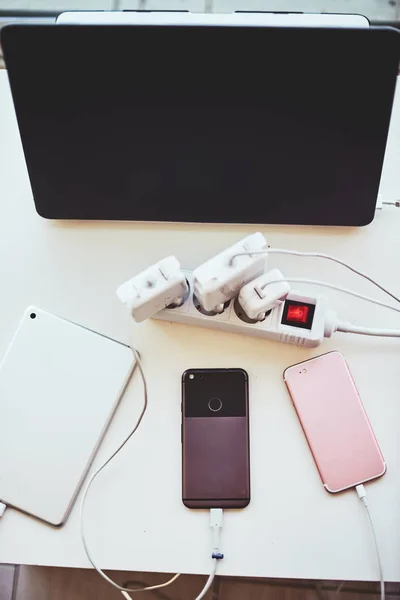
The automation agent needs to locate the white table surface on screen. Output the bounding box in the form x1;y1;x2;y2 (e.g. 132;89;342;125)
0;69;399;582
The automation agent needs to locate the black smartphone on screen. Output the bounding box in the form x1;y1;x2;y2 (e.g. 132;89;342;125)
182;368;250;509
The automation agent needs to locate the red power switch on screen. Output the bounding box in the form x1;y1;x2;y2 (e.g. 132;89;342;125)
281;300;315;330
286;304;309;324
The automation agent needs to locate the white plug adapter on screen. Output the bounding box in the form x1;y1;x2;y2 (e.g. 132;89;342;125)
238;268;290;321
116;256;189;322
192;232;267;313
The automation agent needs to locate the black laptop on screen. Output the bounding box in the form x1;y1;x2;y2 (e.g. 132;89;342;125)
2;24;399;225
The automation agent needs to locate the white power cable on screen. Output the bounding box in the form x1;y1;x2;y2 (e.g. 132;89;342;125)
122;509;223;600
120;574;181;600
194;560;218;600
193;508;224;600
260;277;400;316
230;248;400;305
335;581;345;594
80;347;181;595
257;277;400;338
336;322;400;338
80;348;224;600
356;485;385;600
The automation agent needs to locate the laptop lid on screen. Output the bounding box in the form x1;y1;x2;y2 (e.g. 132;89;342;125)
2;25;398;226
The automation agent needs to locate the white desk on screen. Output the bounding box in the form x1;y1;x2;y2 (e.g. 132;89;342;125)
0;69;399;583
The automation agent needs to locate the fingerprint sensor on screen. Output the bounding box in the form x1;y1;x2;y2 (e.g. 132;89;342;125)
208;398;223;412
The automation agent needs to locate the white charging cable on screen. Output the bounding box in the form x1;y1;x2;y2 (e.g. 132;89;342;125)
259;277;400;316
258;276;400;339
230;247;400;337
80;347;224;600
230;248;400;305
356;485;385;600
119;574;181;598
121;509;223;600
335;322;400;337
80;347;183;596
192;508;224;600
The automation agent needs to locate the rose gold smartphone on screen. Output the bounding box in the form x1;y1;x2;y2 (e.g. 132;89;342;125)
283;351;386;493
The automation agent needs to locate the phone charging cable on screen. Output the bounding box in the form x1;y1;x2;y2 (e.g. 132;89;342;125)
80;347;224;600
356;485;385;600
120;509;223;600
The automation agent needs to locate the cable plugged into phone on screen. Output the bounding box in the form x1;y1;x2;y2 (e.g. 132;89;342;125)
125;509;223;600
356;485;385;600
78;352;227;600
193;509;224;600
210;508;224;559
120;508;223;600
284;352;386;597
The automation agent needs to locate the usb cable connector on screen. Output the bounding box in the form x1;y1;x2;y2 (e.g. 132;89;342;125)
210;508;224;559
355;485;384;600
193;509;224;600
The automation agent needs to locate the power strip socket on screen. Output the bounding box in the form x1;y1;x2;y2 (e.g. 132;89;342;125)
152;273;331;348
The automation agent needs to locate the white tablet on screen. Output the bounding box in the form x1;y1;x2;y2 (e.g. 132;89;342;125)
56;11;369;28
0;307;135;526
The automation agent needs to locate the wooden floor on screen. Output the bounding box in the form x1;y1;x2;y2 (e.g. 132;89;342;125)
0;565;399;600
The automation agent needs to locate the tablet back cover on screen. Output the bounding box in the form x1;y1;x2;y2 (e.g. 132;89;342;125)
0;307;134;526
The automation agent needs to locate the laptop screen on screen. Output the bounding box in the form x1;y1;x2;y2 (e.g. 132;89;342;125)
2;25;399;225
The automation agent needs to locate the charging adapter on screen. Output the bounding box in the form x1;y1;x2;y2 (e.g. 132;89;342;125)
239;268;290;321
192;232;267;313
116;256;189;322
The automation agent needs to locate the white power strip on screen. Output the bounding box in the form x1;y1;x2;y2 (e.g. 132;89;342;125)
152;273;334;348
117;235;400;346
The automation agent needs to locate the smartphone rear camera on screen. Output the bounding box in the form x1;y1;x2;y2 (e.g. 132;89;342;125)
30;313;36;319
208;397;223;412
193;294;230;317
189;373;195;380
